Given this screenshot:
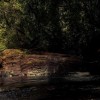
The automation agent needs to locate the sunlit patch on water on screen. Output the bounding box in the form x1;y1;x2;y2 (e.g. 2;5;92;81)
65;72;100;81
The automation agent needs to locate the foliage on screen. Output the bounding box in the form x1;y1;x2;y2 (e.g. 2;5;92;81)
0;0;100;57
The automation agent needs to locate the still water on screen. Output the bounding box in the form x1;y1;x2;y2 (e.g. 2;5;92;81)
0;72;100;100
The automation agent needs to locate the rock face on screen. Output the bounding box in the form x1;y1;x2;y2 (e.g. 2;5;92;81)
0;49;81;78
0;57;2;68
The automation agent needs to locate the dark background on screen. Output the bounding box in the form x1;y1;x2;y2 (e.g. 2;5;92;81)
0;0;100;61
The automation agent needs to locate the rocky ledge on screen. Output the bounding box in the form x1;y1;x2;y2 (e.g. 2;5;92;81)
0;49;81;79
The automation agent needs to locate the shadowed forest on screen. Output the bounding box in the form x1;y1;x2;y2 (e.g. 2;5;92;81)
0;0;100;60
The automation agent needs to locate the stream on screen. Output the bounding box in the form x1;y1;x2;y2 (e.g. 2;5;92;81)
0;72;100;100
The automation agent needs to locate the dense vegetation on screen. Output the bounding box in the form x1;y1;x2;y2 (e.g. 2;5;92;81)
0;0;100;59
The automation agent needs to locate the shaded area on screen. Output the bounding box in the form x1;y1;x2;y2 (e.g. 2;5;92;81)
0;0;100;99
0;0;100;58
1;72;100;100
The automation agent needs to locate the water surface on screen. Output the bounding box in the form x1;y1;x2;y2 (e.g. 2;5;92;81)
0;72;100;100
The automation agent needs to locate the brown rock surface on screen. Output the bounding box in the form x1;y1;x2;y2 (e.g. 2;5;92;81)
0;49;81;78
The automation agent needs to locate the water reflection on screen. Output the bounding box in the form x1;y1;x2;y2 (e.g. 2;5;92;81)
0;72;100;100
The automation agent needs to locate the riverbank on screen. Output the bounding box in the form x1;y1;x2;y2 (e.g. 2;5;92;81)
1;49;100;100
1;49;100;90
0;49;81;78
